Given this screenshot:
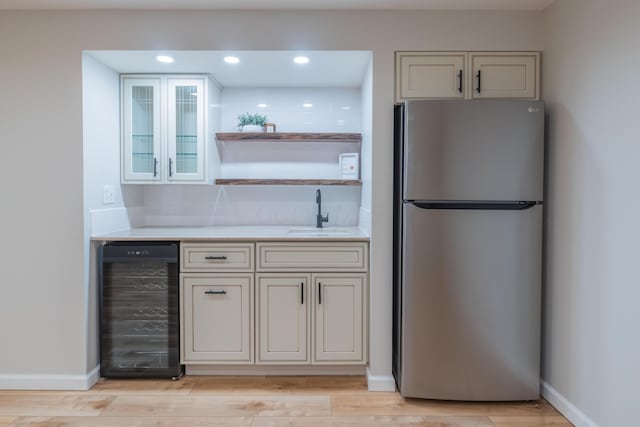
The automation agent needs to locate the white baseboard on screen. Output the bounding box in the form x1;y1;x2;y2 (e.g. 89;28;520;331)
366;368;396;392
0;365;101;391
186;365;366;376
86;365;101;389
541;380;599;427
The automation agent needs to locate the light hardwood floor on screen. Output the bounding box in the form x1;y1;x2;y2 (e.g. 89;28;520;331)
0;376;572;426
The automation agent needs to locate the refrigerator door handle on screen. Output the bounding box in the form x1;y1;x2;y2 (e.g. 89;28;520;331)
411;201;540;210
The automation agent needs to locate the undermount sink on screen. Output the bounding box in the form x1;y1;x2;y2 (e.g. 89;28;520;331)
287;227;350;236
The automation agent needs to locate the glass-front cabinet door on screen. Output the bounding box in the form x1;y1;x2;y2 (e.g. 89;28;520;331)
122;78;161;182
167;78;205;182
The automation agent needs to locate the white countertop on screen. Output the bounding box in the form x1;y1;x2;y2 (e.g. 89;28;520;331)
91;225;369;241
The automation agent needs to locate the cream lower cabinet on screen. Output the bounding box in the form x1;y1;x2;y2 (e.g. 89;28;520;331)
180;242;255;364
256;273;367;365
256;242;369;365
181;273;254;364
181;241;368;367
256;274;310;364
313;273;366;363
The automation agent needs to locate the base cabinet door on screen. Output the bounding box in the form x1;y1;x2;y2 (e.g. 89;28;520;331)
181;273;253;363
313;273;366;363
257;274;310;364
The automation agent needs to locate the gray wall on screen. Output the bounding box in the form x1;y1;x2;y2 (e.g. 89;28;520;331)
542;1;640;426
82;54;120;373
0;10;542;383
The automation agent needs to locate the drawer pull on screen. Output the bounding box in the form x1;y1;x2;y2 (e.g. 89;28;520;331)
301;282;304;305
318;282;322;304
205;255;228;260
204;290;227;295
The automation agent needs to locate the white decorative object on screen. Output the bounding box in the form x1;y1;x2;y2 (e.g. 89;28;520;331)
339;153;360;179
241;124;263;132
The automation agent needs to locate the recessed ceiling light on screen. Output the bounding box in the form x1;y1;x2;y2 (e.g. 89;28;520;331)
294;56;309;64
256;103;269;108
302;103;313;108
224;56;240;64
156;55;174;64
340;106;351;110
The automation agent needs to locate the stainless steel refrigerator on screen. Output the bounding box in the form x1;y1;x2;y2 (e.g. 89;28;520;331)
392;100;544;401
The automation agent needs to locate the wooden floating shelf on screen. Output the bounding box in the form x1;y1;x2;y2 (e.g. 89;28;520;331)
215;179;362;186
216;132;362;143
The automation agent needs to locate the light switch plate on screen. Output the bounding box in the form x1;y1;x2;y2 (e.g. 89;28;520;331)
103;185;115;204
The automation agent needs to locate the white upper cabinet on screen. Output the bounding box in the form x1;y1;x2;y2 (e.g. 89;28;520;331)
396;51;540;101
167;78;205;182
121;75;209;184
396;52;466;100
470;52;539;100
121;78;162;182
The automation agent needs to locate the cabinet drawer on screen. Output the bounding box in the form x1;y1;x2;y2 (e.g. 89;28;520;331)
257;242;368;272
182;243;254;272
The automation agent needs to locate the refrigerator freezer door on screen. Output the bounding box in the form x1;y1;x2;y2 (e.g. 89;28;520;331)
403;100;544;202
400;202;542;400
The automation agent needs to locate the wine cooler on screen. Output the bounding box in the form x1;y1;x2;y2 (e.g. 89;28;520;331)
99;241;183;379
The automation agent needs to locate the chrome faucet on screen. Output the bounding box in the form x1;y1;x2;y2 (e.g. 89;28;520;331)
316;189;329;228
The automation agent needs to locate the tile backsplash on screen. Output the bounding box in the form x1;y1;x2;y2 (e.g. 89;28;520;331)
141;185;361;227
220;87;361;132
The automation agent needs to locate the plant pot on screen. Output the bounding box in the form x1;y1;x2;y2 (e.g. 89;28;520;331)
241;125;264;132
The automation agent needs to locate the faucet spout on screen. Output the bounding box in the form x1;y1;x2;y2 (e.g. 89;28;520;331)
315;189;329;228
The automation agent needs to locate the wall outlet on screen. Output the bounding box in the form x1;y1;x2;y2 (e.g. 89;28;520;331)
103;185;115;205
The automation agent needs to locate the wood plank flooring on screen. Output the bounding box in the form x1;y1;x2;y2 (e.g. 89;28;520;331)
0;376;573;426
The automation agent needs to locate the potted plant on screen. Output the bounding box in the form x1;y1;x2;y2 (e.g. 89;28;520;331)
237;112;268;132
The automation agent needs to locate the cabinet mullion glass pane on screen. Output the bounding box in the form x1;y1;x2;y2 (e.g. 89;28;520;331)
131;86;154;174
175;85;198;174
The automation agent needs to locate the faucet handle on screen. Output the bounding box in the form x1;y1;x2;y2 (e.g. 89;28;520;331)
322;212;329;224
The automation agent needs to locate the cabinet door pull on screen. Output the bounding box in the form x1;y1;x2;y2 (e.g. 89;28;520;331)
204;290;227;295
205;255;228;260
153;157;158;177
301;282;304;305
476;70;482;94
457;70;463;94
169;158;173;177
318;282;322;304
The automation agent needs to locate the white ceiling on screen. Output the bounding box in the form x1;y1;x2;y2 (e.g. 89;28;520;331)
0;0;555;11
88;50;372;87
